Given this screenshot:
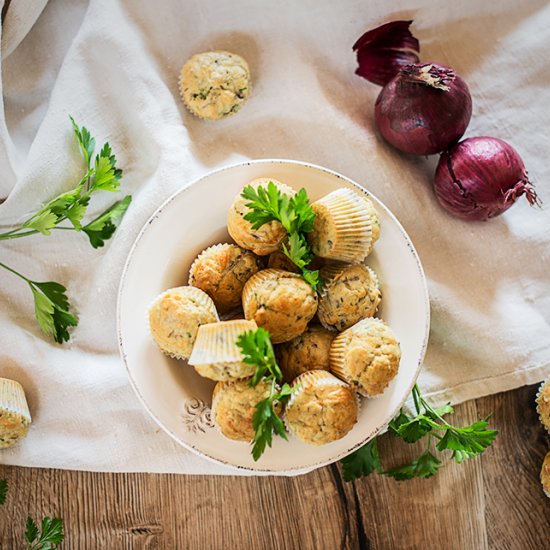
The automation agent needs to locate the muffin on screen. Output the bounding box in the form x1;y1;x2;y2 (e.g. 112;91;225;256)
285;370;357;445
228;178;295;256
189;243;263;313
318;263;381;331
307;188;377;262
267;250;300;273
149;286;219;359
362;196;381;245
179;50;250;120
0;378;31;449
330;318;400;397
541;452;550;498
536;378;550;433
212;378;277;442
188;319;258;381
276;326;335;383
242;269;318;343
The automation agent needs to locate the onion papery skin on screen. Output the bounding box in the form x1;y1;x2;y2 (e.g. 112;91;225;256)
375;63;472;155
434;136;539;221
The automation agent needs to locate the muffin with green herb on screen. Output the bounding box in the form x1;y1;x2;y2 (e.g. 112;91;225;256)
148;286;218;359
179;51;250;120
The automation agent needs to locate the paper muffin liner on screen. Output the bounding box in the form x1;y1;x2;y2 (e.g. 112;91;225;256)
329;318;398;398
148;286;219;360
311;188;374;263
536;377;550;434
362;196;381;249
178;51;252;121
317;263;381;331
188;243;234;285
0;378;31;449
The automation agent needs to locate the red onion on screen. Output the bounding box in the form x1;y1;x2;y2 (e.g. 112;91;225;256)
375;63;472;155
434;137;539;220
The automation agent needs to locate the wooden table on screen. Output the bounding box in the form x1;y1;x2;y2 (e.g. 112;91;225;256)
1;384;548;549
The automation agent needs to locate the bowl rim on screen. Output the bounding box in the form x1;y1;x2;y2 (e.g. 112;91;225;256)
116;158;430;473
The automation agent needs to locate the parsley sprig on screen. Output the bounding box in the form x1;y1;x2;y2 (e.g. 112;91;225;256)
241;182;320;289
25;516;65;549
342;384;497;482
236;327;293;461
0;116;131;343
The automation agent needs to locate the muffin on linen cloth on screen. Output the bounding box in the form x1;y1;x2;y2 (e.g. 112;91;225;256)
188;319;258;381
330;318;400;397
307;188;379;262
228;178;295;256
317;263;381;332
212;378;279;442
242;269;318;344
0;378;32;449
541;452;550;498
189;243;263;313
284;370;357;445
275;326;335;383
179;51;250;120
536;378;550;433
149;286;218;359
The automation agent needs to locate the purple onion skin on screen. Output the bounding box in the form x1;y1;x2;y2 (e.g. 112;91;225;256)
375;63;472;155
434;137;539;221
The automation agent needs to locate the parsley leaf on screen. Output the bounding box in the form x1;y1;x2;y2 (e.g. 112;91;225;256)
385;450;442;481
394;414;439;443
236;327;282;385
70;115;95;169
341;438;383;481
25;516;65;549
436;419;498;463
82;195;132;248
23;210;58;235
0;479;7;505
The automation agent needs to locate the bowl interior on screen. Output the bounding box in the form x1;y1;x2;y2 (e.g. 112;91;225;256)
118;159;429;472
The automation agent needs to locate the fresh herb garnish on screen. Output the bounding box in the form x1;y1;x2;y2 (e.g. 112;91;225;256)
341;384;497;482
241;182;320;290
236;327;293;461
25;516;65;549
0;116;131;342
0;479;7;505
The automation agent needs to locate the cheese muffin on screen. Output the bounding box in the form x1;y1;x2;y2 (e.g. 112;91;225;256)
149;286;219;359
189;243;263;313
308;188;378;262
228;178;295;256
188;319;258;381
276;326;335;382
285;370;357;445
0;378;31;449
242;269;318;343
536;378;550;433
318;263;381;331
541;452;550;498
212;378;277;442
330;318;400;397
179;51;250;120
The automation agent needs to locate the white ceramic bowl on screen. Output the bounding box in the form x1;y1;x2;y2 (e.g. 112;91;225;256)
117;159;430;473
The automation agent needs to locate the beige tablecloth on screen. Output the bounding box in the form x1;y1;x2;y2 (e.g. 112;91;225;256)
0;0;548;474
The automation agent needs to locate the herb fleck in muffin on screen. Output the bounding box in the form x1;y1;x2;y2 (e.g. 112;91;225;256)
212;378;277;442
148;286;218;359
318;263;381;331
179;51;250;120
228;179;295;256
330;318;400;397
536;378;550;433
189;243;263;313
0;378;31;449
242;269;318;343
276;326;335;382
285;370;357;445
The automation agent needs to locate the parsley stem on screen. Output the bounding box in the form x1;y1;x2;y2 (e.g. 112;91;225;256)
0;229;41;240
412;384;422;415
0;260;30;283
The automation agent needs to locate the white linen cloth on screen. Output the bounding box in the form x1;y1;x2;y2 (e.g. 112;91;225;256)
0;0;549;474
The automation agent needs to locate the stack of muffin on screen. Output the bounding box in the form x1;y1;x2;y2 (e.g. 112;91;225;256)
148;178;401;449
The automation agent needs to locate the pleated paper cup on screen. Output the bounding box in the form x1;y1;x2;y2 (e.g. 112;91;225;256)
188;243;232;285
188;319;258;381
0;378;32;449
308;188;374;263
536;378;550;434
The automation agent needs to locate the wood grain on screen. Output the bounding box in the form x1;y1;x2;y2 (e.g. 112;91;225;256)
1;385;549;549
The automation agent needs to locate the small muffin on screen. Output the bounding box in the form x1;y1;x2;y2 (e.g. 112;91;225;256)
276;326;335;382
179;50;250;120
212;378;276;442
318;263;381;331
242;269;318;344
330;318;400;397
228;178;295;256
285;371;357;445
307;188;377;262
541;452;550;498
536;378;550;433
0;378;31;449
267;250;300;273
188;319;258;381
189;243;263;313
149;286;218;359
